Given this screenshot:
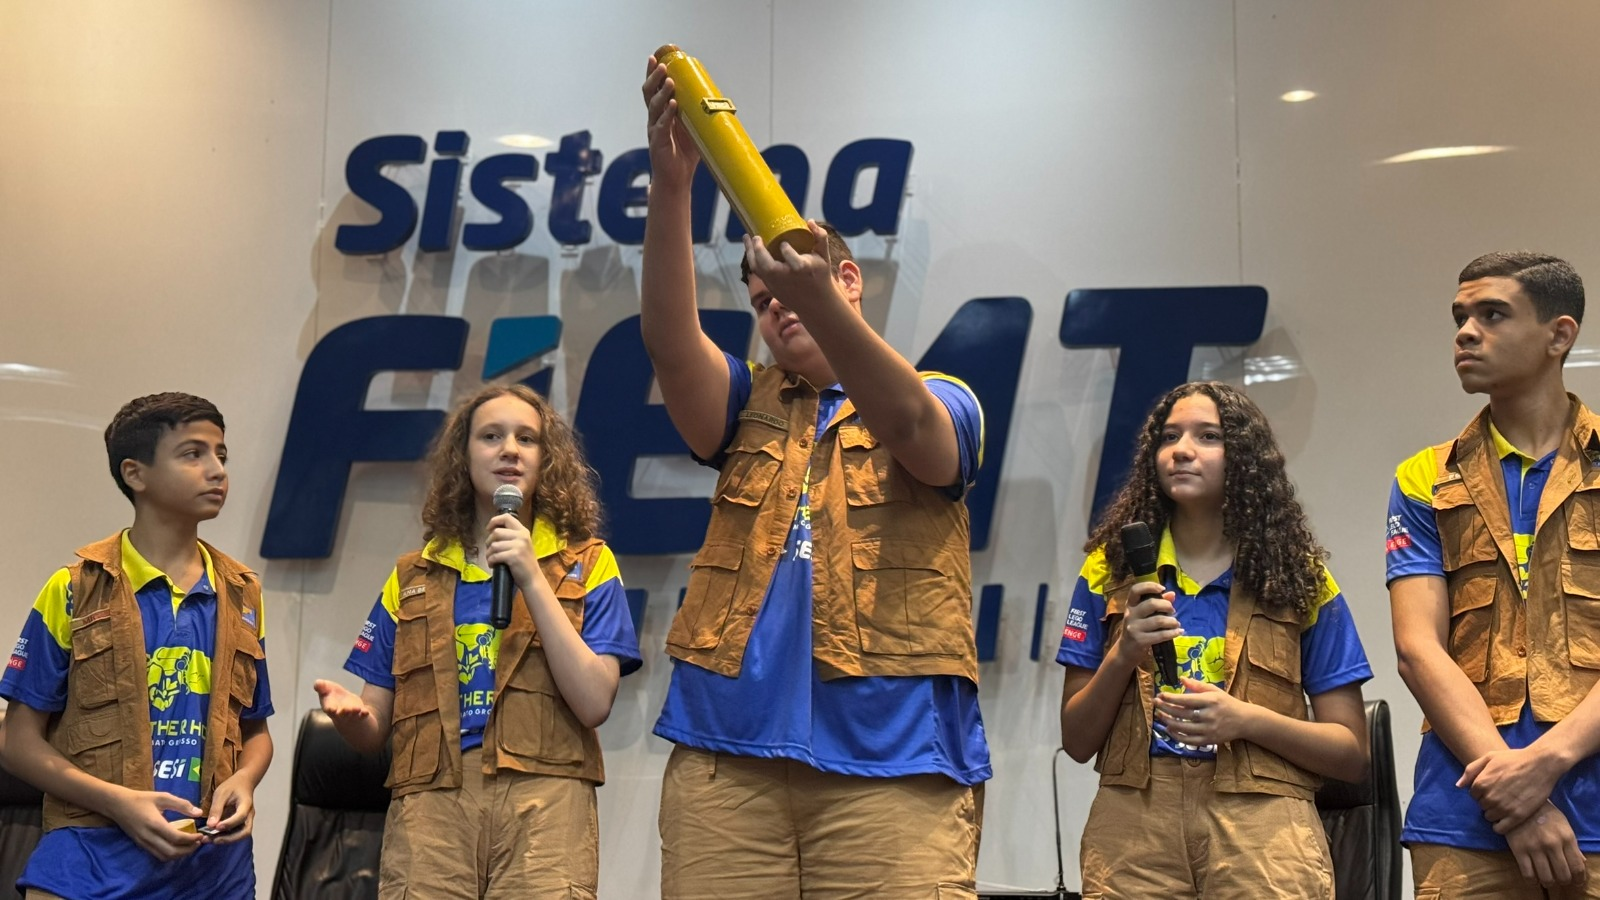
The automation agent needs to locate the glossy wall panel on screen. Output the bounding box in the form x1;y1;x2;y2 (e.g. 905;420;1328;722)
4;3;1599;896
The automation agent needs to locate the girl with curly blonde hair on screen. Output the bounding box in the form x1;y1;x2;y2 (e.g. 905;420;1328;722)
315;383;640;898
1058;381;1372;898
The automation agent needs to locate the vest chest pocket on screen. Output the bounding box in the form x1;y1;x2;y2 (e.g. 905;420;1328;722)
1445;575;1498;683
1435;487;1498;575
1436;485;1501;682
58;705;122;781
669;541;743;651
495;681;586;765
838;426;900;507
68;611;118;709
1561;498;1600;667
714;427;784;507
850;538;968;657
387;603;443;788
1243;612;1304;716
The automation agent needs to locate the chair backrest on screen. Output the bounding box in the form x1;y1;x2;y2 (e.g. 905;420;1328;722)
270;709;392;900
1315;698;1402;900
0;711;44;900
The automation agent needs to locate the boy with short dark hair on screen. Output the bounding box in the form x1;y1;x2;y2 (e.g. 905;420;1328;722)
1388;252;1600;895
0;392;273;900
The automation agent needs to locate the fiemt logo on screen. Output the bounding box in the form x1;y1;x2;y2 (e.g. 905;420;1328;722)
265;129;1273;663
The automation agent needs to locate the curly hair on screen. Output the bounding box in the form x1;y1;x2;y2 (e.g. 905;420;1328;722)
419;383;602;553
1084;381;1328;620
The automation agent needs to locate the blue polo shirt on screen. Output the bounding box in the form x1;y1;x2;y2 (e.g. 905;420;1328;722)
1056;529;1371;758
344;518;641;752
1387;424;1600;851
653;354;991;785
1;532;272;900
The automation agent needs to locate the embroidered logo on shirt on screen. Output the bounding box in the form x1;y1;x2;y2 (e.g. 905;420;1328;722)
1062;626;1087;643
7;637;27;669
354;619;377;653
242;607;257;629
1386;515;1412;552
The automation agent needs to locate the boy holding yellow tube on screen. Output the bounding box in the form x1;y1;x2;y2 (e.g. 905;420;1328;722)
639;55;989;899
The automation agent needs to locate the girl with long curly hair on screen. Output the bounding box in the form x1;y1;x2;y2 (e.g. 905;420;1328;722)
1057;381;1371;898
314;383;641;898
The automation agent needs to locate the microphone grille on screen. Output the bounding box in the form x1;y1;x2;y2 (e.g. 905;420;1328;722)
493;484;524;512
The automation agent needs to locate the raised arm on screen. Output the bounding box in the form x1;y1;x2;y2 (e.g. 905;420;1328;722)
744;225;961;487
639;55;731;459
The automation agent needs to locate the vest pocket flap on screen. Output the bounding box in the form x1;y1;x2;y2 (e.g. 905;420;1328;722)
715;442;782;507
1446;575;1496;682
837;425;878;450
229;650;260;706
391;668;441;720
1435;499;1498;572
851;539;955;575
727;423;786;457
393;606;431;675
386;711;442;789
68;612;115;660
1244;615;1301;685
68;613;117;708
672;542;742;652
1568;491;1600;550
851;539;969;657
689;541;745;572
496;683;586;765
60;706;121;754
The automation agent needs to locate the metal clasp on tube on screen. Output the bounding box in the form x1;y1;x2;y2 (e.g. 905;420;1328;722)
701;98;737;114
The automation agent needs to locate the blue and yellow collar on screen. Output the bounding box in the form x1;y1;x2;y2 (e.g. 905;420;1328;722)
422;517;566;584
119;531;216;599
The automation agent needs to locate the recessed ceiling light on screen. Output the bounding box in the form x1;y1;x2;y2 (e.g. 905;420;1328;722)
1280;90;1317;103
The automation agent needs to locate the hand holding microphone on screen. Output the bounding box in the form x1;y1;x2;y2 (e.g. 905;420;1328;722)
1118;522;1182;687
489;484;525;630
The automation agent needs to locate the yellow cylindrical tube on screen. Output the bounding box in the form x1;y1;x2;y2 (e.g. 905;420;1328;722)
655;43;814;255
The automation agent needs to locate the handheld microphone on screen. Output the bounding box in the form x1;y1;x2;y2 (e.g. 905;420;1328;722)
490;484;523;630
1119;521;1180;688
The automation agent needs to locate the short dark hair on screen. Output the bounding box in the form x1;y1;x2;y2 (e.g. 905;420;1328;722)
740;221;856;285
1459;251;1585;325
105;393;225;504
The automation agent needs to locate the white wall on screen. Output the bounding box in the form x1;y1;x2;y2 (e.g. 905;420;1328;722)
4;3;1600;896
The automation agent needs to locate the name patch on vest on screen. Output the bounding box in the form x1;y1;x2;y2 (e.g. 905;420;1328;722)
738;410;788;430
399;585;427;600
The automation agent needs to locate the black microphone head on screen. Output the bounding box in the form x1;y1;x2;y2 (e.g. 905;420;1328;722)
1120;521;1159;576
492;484;524;515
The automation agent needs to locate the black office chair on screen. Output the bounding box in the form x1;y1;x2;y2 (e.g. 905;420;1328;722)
1316;698;1403;900
0;711;44;900
270;709;392;900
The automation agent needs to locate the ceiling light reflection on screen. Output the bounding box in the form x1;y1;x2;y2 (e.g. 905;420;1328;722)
1243;355;1305;386
0;363;74;385
1377;145;1511;165
497;134;554;150
1280;90;1317;103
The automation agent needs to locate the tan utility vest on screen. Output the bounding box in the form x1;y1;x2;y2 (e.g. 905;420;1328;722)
385;538;608;797
666;365;978;683
1428;399;1600;729
1095;576;1321;800
46;533;264;830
